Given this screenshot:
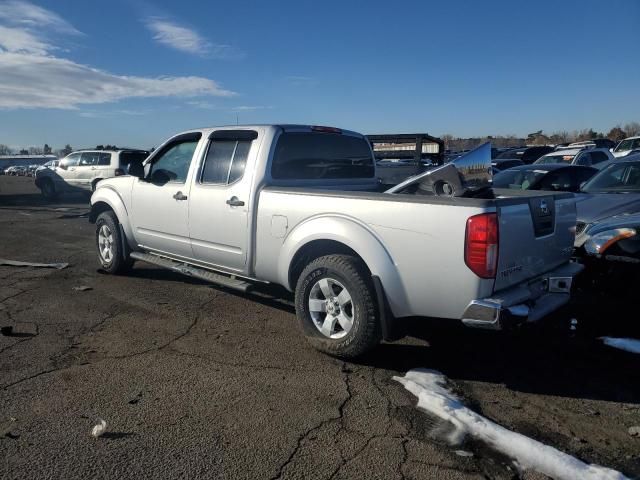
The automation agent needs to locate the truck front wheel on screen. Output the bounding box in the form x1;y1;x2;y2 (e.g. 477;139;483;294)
95;211;133;274
295;254;381;358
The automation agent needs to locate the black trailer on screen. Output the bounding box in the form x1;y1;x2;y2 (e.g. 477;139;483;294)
366;133;444;187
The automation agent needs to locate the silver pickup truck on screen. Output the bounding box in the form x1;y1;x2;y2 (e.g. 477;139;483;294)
90;124;582;358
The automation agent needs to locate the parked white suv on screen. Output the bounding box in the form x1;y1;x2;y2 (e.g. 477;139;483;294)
35;148;149;199
612;136;640;158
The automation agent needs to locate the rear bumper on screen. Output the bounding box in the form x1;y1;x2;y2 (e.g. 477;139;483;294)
461;262;584;330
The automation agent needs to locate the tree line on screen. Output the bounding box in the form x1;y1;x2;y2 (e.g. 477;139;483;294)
0;144;73;157
443;121;640;152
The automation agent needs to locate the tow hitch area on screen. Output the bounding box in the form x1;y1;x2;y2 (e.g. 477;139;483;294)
462;263;582;330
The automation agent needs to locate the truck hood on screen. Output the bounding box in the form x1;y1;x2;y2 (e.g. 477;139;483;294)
575;193;640;224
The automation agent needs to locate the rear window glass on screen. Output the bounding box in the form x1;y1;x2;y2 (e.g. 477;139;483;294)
493;169;547;189
271;132;374;180
535;154;574;165
496;149;524;159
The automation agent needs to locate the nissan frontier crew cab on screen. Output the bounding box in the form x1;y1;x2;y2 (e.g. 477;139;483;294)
90;125;582;358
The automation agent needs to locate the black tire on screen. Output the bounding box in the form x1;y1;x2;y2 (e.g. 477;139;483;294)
95;211;133;274
40;178;58;200
295;254;381;358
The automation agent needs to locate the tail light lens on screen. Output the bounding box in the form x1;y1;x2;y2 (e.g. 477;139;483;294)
115;168;125;176
465;213;499;278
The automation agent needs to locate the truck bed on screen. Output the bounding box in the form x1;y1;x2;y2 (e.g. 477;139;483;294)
253;186;577;320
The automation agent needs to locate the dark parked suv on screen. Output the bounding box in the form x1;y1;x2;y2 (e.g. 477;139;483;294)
496;146;555;164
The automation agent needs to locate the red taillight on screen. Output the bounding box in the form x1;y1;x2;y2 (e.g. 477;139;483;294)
115;168;125;176
465;213;499;279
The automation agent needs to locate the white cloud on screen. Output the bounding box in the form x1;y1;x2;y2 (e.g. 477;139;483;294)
0;25;51;54
232;105;271;111
145;17;242;58
0;0;81;35
0;52;235;109
0;3;237;109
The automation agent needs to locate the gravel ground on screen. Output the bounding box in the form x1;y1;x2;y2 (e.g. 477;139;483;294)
1;175;639;479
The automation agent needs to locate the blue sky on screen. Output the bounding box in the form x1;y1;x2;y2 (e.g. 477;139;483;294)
0;0;638;150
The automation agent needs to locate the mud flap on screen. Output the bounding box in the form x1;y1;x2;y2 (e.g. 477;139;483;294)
372;275;404;341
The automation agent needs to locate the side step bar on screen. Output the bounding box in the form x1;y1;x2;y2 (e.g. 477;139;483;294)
129;252;252;293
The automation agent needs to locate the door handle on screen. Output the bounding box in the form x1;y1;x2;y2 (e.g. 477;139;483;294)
173;191;188;201
226;196;245;207
69;168;76;171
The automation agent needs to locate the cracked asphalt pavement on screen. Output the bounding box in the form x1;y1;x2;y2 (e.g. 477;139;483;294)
1;176;639;479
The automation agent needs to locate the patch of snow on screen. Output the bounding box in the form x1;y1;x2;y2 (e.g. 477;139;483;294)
600;337;640;354
393;369;629;480
91;419;107;438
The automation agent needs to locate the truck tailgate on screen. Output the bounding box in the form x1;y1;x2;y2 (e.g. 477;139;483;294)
493;190;576;292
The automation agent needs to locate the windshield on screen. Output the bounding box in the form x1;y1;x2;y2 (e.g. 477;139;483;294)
581;162;640;193
493;169;547;189
535;154;574;165
615;139;634;152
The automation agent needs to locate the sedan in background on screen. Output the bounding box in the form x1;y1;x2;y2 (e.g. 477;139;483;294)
493;164;598;193
534;148;614;168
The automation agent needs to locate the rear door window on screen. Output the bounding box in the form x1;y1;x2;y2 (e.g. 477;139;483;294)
271;132;374;180
97;153;112;166
81;152;101;166
201;139;252;185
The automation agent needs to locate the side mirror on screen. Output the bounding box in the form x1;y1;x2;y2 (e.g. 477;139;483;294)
127;162;145;179
58;163;67;170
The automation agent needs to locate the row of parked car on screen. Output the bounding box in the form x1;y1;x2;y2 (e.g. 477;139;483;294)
488;139;640;294
1;164;44;176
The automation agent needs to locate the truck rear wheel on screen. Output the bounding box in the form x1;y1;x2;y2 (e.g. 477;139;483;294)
295;254;381;358
95;211;133;274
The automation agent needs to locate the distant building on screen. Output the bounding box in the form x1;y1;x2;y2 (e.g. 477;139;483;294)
0;154;57;168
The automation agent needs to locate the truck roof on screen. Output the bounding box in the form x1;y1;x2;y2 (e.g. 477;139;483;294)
177;124;366;138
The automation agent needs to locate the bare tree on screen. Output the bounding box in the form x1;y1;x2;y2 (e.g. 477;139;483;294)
0;144;12;155
607;126;627;142
624;122;640;137
28;146;44;155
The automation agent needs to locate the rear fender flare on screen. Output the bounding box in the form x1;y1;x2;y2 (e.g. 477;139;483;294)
278;215;410;318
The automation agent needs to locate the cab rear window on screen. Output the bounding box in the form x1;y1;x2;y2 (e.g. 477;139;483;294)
271;132;374;180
